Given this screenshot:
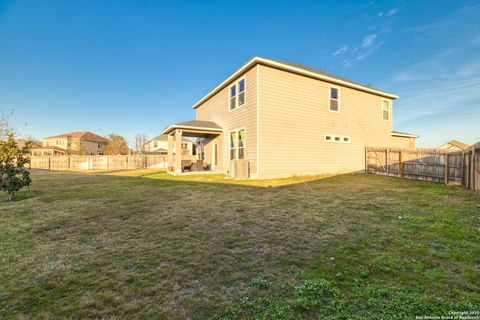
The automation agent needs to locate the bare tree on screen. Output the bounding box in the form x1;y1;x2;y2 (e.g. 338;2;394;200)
134;133;148;152
0;109;14;141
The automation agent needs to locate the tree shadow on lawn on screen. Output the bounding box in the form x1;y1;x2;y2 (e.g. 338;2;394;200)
1;169;479;319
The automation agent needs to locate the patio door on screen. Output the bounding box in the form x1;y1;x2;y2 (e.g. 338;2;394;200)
212;143;218;169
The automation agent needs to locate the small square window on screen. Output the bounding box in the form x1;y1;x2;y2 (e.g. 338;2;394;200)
343;137;349;142
325;135;332;141
335;136;341;141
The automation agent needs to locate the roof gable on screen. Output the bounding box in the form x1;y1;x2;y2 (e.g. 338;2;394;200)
447;140;469;149
192;56;398;109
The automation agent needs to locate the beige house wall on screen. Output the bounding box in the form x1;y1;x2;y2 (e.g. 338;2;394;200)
80;140;107;155
43;138;69;148
195;66;258;175
391;136;415;148
202;134;223;170
41;136;107;155
257;64;411;177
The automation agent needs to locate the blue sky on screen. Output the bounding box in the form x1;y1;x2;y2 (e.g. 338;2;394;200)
0;0;479;147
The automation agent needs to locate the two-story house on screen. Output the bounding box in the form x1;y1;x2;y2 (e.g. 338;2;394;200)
143;134;194;155
32;131;109;156
162;57;417;178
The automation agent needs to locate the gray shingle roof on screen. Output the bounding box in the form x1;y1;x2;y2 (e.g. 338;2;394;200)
174;120;222;129
263;57;383;94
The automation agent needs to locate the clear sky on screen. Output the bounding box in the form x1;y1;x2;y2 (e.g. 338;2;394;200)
0;0;479;147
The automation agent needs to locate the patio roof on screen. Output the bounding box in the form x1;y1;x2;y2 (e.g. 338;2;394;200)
162;120;223;136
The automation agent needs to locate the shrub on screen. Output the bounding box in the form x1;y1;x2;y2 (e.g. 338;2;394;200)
0;133;32;201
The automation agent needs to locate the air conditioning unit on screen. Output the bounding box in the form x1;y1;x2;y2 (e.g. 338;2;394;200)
228;160;250;179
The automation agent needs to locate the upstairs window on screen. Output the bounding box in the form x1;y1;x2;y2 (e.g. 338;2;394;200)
229;78;246;110
382;100;390;120
329;87;339;112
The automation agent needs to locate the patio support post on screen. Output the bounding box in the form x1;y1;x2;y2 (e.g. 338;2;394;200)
174;130;182;173
167;134;174;171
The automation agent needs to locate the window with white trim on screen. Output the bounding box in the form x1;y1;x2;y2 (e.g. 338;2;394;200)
229;129;246;160
329;87;339;112
238;129;245;160
229;79;246;110
382;100;390;120
229;131;236;160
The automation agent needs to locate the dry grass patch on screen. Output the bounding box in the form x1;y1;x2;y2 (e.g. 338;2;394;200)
1;170;479;319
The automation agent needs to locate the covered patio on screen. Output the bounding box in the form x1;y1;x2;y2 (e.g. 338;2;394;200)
161;120;223;174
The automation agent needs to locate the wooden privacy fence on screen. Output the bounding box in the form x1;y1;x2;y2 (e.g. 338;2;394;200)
30;155;167;171
366;147;468;186
463;146;480;192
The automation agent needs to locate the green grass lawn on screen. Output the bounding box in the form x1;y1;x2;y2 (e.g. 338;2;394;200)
1;170;479;319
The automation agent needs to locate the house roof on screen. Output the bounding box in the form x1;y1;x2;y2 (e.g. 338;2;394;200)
16;139;42;149
45;131;109;143
161;120;223;135
446;139;469;150
193;56;399;109
391;131;419;138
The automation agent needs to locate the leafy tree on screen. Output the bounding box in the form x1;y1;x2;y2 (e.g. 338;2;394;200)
0;133;32;201
104;134;129;155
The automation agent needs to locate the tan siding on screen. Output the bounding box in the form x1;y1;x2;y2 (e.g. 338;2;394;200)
195;66;258;175
258;65;408;177
391;136;414;149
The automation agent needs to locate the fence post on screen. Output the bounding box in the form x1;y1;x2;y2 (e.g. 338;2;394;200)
385;148;389;175
444;152;449;185
48;157;51;171
68;157;71;171
399;150;404;178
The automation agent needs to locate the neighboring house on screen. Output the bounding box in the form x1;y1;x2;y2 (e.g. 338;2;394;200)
438;140;470;152
162;57;418;178
32;131;109;156
144;134;194;156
